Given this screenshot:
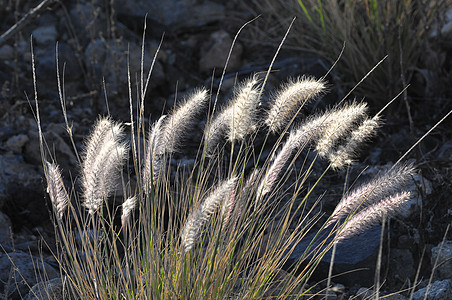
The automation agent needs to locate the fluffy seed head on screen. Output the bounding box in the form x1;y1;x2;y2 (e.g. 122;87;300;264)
82;117;128;214
204;109;231;155
315;102;368;158
327;163;415;227
121;196;137;228
229;76;261;141
45;161;68;221
266;77;326;133
335;191;412;243
328;115;381;169
203;76;261;154
143;115;166;188
181;176;237;253
161;88;208;153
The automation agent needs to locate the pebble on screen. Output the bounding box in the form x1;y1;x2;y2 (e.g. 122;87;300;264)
32;26;58;46
412;279;452;300
431;240;452;280
0;45;14;60
0;252;59;298
199;30;243;73
5;134;29;153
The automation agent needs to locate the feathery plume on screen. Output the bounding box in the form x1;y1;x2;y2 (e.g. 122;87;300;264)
204;109;231;155
315;102;368;158
327;164;415;227
204;76;261;154
45;161;69;221
181;176;238;253
121;196;137;228
266;77;326;133
225;169;261;231
82;117;128;214
229;76;261;141
335;191;412;243
160;88;208;153
143;115;166;188
328;115;381;169
257;113;329;199
221;187;237;229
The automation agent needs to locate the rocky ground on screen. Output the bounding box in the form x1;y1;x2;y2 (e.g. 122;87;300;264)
0;0;451;299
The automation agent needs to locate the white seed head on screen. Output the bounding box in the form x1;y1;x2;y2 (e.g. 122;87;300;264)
266;77;326;133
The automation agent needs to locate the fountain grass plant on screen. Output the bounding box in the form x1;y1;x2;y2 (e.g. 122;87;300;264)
28;24;441;299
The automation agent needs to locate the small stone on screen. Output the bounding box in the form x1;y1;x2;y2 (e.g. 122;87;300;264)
5;134;29;153
0;44;14;60
26;277;76;300
118;0;225;28
0;252;59;297
84;39;165;95
355;287;373;299
412;279;452;300
0;212;12;244
437;140;452;160
284;226;382;287
330;283;345;293
431;240;452;280
199;30;243;73
32;26;58;46
398;234;415;249
322;290;338;300
389;248;416;283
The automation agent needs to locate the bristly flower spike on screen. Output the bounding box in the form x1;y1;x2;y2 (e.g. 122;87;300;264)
229;75;261;141
160;88;208;153
181;176;237;253
82;117;128;214
143;89;208;186
335;191;412;243
266;76;326;133
204;75;261;154
45;161;69;221
327;164;415;227
121;196;137;228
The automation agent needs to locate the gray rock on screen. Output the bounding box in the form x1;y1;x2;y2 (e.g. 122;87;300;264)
32;26;58;46
26;277;76;300
199;30;243;73
398;173;432;219
437;140;452;160
36;43;83;83
0;212;12;245
84;38;165;95
355;287;373;299
25;126;77;171
412;279;452;300
284;225;382;286
0;252;59;298
0;153;41;199
5;134;29;153
69;1;107;44
384;294;407;300
0;44;14;60
431;240;452;280
388;248;416;283
430;7;452;38
118;0;225;28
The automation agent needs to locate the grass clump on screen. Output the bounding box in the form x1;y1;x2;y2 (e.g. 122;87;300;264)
247;0;450;104
32;41;419;299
